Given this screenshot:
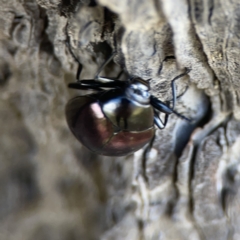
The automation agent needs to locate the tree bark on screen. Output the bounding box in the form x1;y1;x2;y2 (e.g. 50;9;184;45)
0;0;239;240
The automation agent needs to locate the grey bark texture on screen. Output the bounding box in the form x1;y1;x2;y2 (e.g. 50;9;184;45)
0;0;239;240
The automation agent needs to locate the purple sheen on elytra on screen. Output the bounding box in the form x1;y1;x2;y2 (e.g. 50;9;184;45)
66;96;155;156
69;101;114;152
102;129;155;156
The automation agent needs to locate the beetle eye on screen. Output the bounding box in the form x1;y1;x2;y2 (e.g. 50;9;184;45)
134;89;141;95
130;85;137;90
143;91;150;98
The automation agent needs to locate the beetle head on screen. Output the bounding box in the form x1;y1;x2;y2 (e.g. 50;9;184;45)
126;77;151;104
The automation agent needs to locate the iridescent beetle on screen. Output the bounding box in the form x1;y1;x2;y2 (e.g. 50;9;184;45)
65;52;190;156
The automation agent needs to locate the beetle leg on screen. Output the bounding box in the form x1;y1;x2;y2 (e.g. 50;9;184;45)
168;85;189;103
80;79;125;88
150;96;173;114
141;133;156;182
93;76;124;84
171;110;192;122
68;79;125;90
154;111;169;129
66;35;79;62
76;63;83;82
94;51;117;80
170;68;191;110
116;70;124;80
151;95;191;122
68;82;102;91
94;53;126;83
66;35;85;83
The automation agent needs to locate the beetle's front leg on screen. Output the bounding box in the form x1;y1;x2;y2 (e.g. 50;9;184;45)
151;95;191;122
150;96;173;114
154;111;169;129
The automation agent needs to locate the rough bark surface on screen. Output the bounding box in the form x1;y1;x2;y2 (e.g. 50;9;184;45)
0;0;239;240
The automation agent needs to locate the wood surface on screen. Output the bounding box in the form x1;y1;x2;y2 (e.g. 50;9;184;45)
0;0;239;239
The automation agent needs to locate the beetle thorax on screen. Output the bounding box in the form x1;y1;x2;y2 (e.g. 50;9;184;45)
125;78;151;104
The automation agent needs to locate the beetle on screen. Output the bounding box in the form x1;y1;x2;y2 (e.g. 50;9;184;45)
65;52;190;156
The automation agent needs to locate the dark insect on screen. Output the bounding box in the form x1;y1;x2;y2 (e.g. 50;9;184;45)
65;52;190;156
